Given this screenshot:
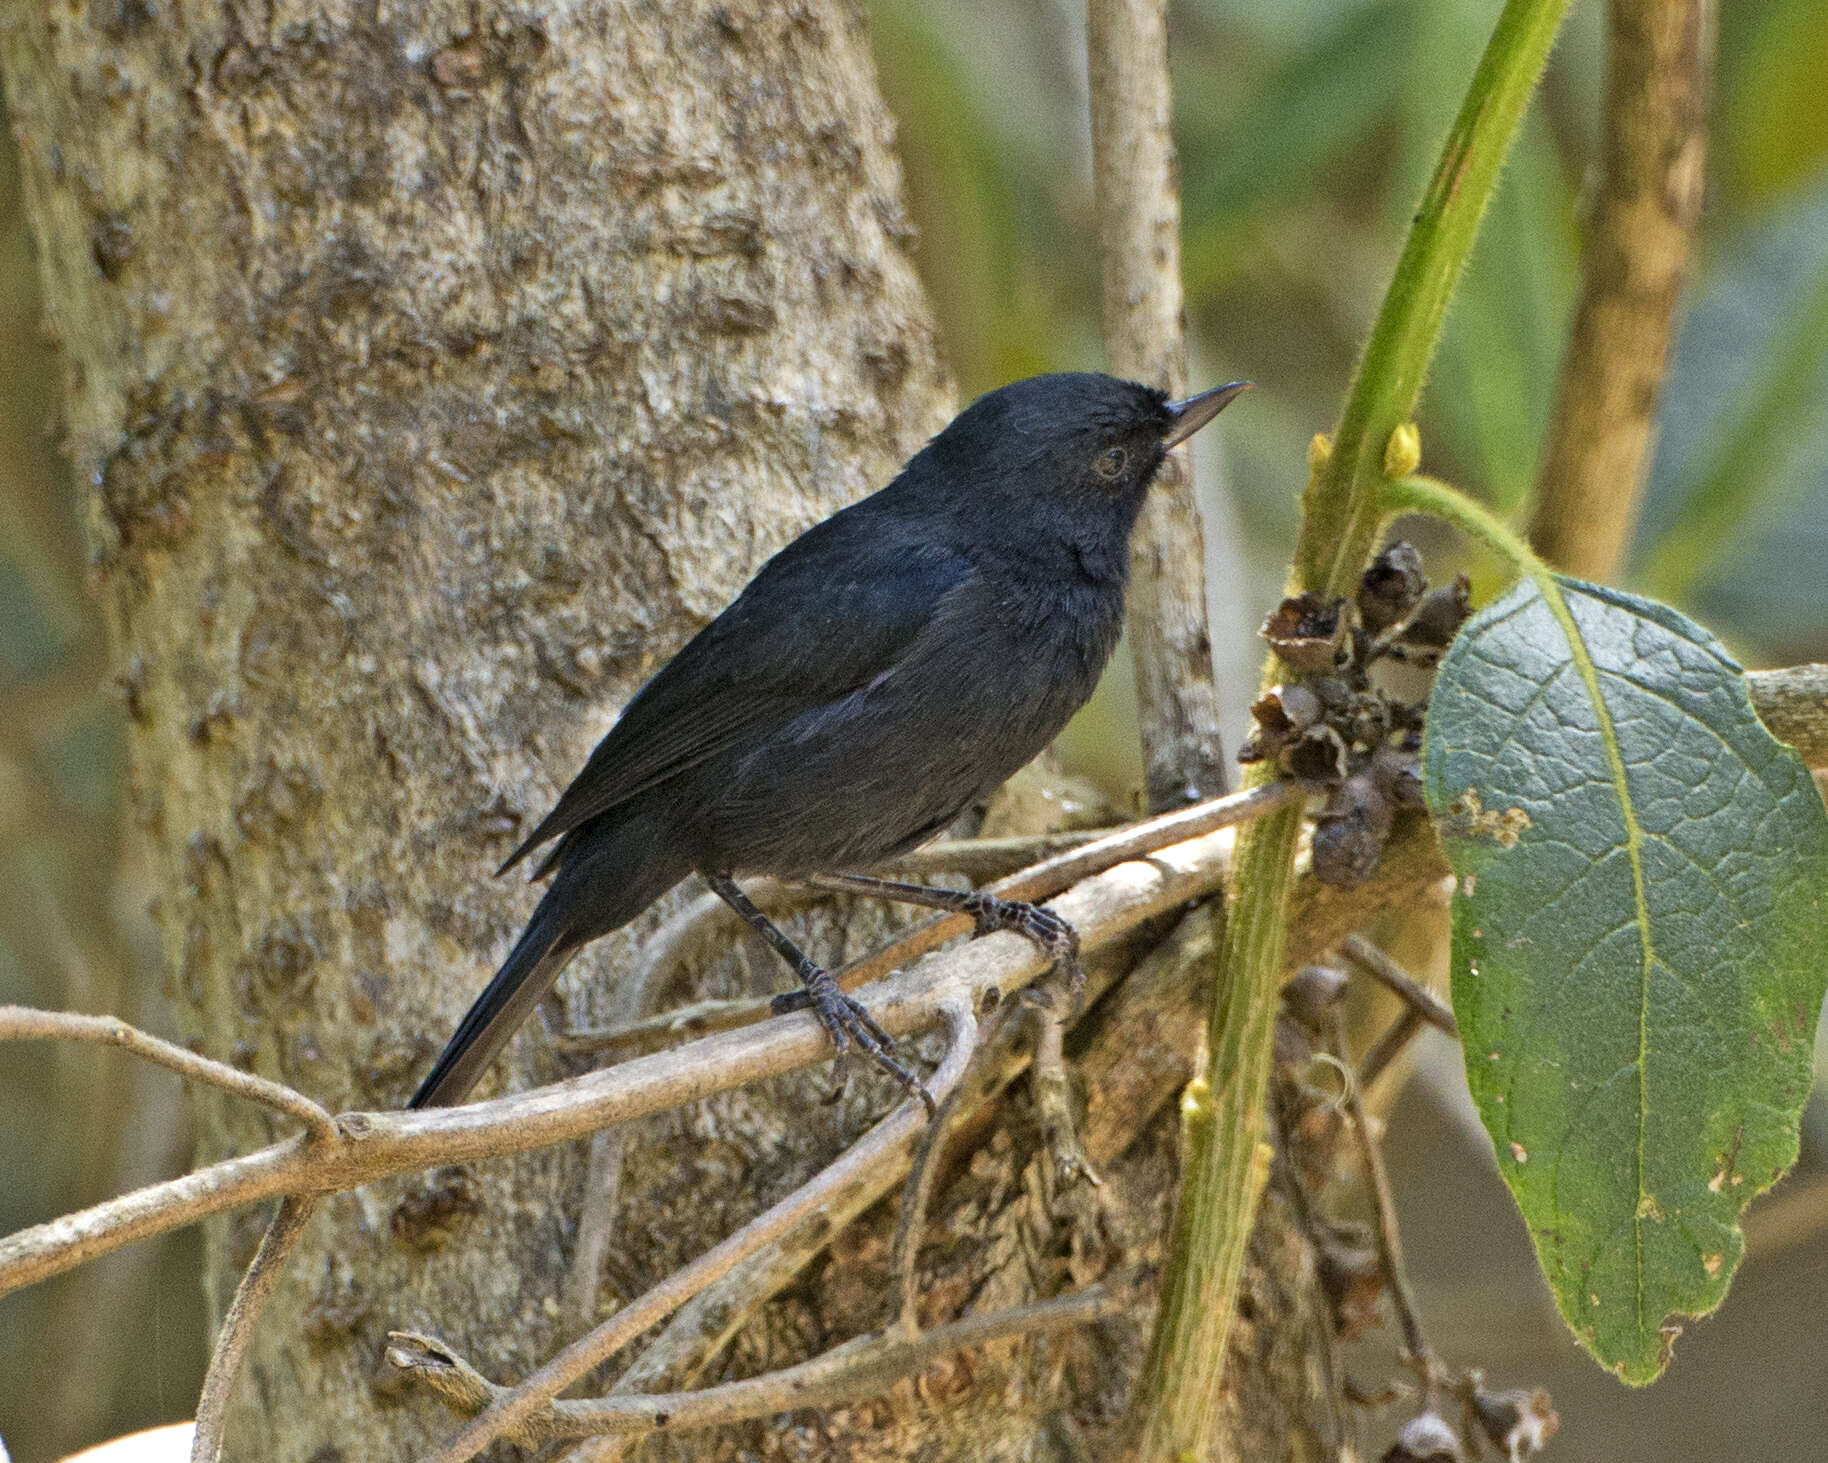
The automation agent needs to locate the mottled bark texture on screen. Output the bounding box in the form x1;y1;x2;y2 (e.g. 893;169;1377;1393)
3;2;950;1456
1;3;1360;1459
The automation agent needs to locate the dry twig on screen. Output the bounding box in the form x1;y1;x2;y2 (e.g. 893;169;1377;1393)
1338;934;1457;1037
1330;1009;1429;1364
0;1006;338;1145
191;1195;320;1463
388;1276;1136;1446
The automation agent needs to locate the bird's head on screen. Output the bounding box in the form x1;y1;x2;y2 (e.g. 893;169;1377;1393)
928;372;1249;524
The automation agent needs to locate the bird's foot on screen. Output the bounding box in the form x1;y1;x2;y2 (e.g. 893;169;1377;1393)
772;971;934;1115
959;893;1085;1011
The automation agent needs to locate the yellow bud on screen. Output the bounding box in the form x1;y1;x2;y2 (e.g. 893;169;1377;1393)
1383;421;1421;479
1307;432;1333;473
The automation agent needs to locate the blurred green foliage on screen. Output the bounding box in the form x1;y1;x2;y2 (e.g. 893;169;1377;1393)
4;0;1828;1455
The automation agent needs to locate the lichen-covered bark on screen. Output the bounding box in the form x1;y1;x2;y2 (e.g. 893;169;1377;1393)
2;3;1361;1458
3;2;946;1455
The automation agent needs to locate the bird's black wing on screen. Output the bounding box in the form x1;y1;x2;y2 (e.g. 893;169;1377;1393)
498;505;974;874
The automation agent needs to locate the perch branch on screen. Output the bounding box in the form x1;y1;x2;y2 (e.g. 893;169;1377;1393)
412;1000;980;1463
558;780;1300;1060
0;806;1280;1300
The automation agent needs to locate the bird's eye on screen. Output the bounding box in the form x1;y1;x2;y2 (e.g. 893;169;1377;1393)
1094;446;1128;480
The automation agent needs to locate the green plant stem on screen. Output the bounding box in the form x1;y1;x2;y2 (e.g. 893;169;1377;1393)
1383;472;1547;583
1126;2;1571;1455
1303;0;1574;600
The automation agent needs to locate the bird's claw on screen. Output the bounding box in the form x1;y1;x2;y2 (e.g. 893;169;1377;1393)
960;893;1085;1012
777;970;934;1116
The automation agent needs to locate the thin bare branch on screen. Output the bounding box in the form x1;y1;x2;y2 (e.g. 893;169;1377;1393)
881;829;1111;881
1356;1010;1428;1095
1029;990;1098;1189
1337;936;1457;1037
389;1277;1136;1446
1330;1009;1429;1362
411;1000;981;1463
191;1195;320;1463
0;1006;338;1145
560;781;1300;1061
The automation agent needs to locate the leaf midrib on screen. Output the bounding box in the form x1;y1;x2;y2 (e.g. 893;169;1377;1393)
1531;572;1657;1342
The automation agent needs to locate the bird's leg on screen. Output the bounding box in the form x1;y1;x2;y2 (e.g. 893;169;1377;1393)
798;872;1084;1011
705;873;931;1111
806;871;1098;1193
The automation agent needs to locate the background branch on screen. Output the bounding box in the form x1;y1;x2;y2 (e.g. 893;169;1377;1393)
1087;0;1229;808
1530;0;1715;580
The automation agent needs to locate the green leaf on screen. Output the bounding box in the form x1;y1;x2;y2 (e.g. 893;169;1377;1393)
1422;575;1828;1384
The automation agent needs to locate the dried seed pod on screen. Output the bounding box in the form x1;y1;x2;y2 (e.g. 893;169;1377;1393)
1239;685;1326;764
1312;770;1395;886
1343;690;1392;751
1372;746;1426;810
1359;540;1427;633
1282;963;1350;1029
1263;591;1352;673
1385;1411;1464;1463
1282;723;1350;783
1471;1386;1559;1460
1394;573;1473;660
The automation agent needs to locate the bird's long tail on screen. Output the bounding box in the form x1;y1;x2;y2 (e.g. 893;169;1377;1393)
408;891;583;1108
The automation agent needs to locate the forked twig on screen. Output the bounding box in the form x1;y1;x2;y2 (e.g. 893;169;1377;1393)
1337;935;1456;1036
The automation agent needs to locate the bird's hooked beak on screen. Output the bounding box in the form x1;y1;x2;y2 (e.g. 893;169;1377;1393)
1161;381;1252;449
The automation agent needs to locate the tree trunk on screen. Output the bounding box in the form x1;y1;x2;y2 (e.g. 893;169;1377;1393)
2;3;1353;1458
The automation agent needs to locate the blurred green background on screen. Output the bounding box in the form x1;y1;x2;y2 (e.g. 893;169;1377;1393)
4;1;1827;1457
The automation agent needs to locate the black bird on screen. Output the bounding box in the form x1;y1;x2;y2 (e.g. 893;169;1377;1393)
409;372;1247;1109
